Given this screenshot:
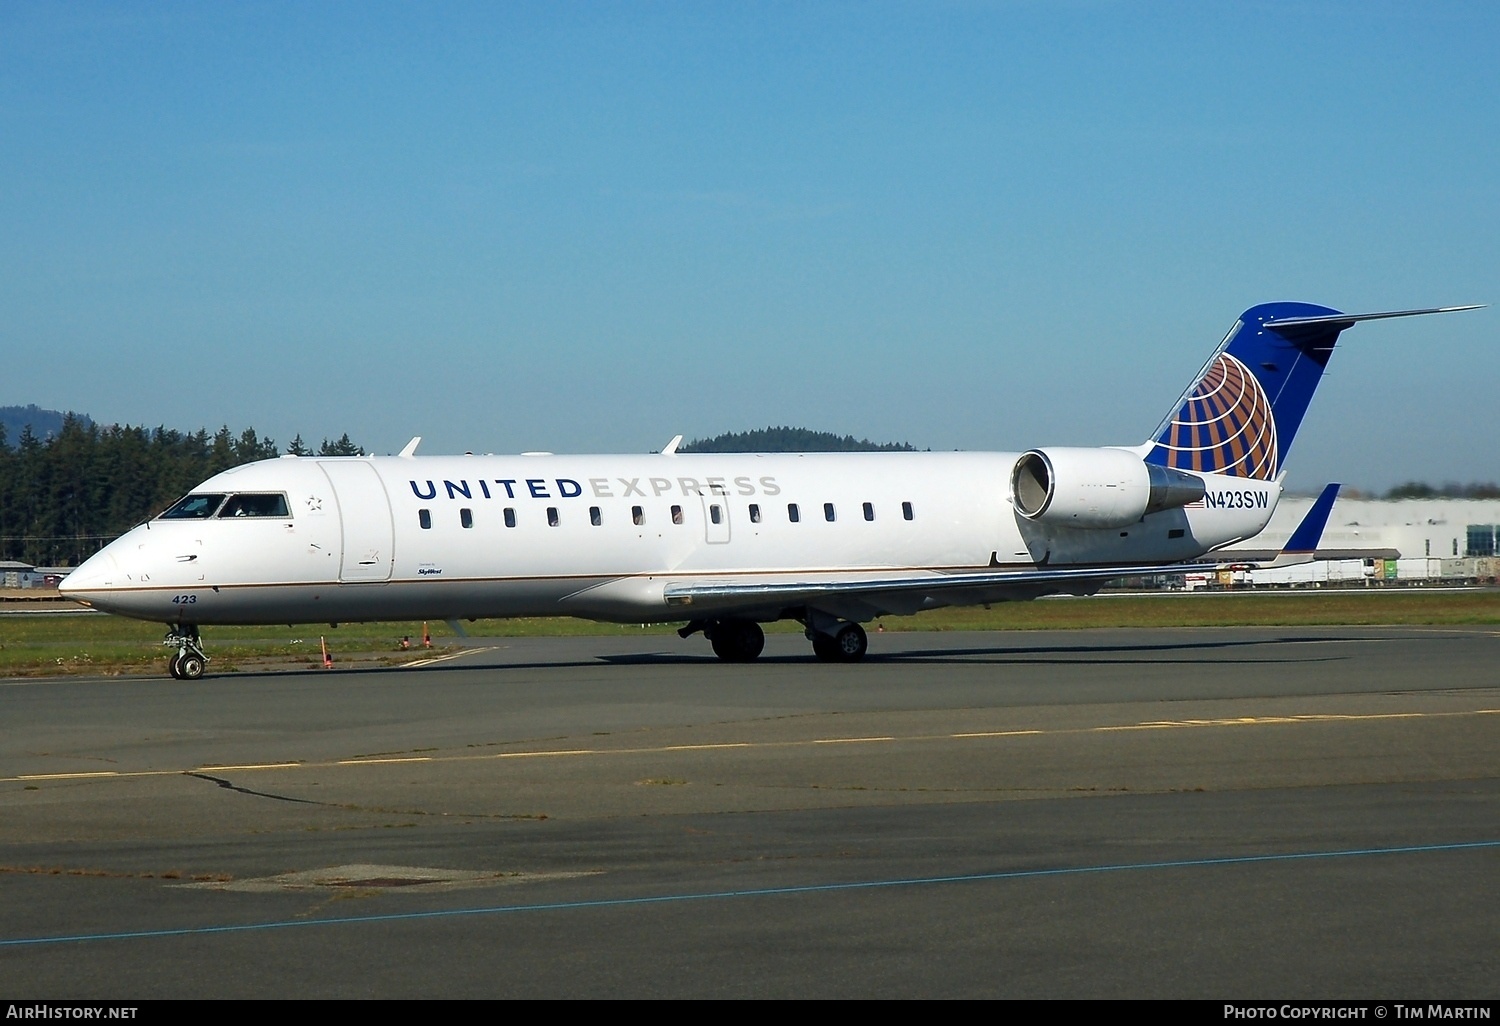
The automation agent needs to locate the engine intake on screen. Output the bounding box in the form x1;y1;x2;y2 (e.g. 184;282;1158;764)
1012;447;1205;530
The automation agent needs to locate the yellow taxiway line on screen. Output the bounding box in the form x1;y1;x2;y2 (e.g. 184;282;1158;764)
5;707;1496;784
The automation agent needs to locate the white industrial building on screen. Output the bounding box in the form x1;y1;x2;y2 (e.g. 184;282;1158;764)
0;560;38;588
1214;496;1500;586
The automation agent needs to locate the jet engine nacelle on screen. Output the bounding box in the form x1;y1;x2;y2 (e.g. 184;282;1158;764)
1011;447;1206;530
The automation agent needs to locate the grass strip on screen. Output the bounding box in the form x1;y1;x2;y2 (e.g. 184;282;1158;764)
2;589;1496;677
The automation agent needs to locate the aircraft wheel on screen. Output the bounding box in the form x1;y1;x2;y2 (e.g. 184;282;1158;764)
167;653;184;679
811;633;839;661
710;621;765;662
177;652;206;680
833;623;868;662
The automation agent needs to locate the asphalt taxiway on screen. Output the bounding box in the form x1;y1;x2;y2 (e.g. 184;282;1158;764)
1;627;1495;998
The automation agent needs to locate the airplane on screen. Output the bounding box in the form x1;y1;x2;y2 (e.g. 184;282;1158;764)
60;301;1481;679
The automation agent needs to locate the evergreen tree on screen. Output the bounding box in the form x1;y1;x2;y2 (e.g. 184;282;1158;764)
0;414;365;564
209;427;237;475
12;426;44;564
319;433;364;456
0;423;10;561
236;427;278;463
1386;481;1500;499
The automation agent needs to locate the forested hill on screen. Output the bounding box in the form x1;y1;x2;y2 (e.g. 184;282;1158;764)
0;416;363;567
1;405;90;442
681;427;917;453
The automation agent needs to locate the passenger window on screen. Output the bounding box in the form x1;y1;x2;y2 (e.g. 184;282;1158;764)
590;506;602;527
160;493;227;519
460;508;473;529
419;509;432;530
788;503;800;523
749;503;761;524
504;507;516;528
218;493;290;518
824;502;836;522
671;505;684;525
902;501;914;521
863;502;874;521
632;505;644;526
709;504;722;525
547;507;560;527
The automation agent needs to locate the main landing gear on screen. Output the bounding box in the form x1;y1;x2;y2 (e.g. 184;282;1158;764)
164;625;208;680
680;615;869;662
801;607;869;662
809;621;868;662
681;619;766;662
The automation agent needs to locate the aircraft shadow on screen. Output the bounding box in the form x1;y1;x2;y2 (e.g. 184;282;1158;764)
595;634;1353;667
152;633;1362;682
870;634;1353;664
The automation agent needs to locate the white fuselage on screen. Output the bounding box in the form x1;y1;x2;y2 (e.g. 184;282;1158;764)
60;450;1278;626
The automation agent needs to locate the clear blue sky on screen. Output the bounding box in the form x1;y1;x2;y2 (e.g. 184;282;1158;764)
3;1;1495;491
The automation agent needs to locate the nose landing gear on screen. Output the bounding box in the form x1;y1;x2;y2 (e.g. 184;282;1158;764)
164;626;208;680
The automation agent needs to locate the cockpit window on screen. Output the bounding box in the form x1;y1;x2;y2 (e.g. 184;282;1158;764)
160;493;227;519
217;493;291;518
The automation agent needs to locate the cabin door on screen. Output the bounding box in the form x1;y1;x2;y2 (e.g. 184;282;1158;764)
318;461;395;582
701;486;731;544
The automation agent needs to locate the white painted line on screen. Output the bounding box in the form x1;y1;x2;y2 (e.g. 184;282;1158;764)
404;646;498;668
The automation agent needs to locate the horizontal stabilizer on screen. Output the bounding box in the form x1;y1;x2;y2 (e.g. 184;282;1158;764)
1213;547;1398;564
1264;305;1484;331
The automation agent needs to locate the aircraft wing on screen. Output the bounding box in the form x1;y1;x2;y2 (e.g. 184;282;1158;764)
662;559;1219;615
664;484;1343;615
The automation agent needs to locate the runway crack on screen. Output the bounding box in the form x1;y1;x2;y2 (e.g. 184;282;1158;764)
185;772;324;805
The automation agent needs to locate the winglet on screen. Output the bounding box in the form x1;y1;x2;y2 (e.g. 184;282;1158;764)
1264;483;1340;568
398;437;421;458
661;434;683;455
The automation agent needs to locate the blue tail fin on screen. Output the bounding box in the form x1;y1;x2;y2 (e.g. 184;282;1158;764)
1144;302;1482;480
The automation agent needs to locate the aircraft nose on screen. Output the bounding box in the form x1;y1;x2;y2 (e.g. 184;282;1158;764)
59;548;123;597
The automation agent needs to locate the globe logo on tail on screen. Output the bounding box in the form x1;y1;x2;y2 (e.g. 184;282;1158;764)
1156;353;1278;479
